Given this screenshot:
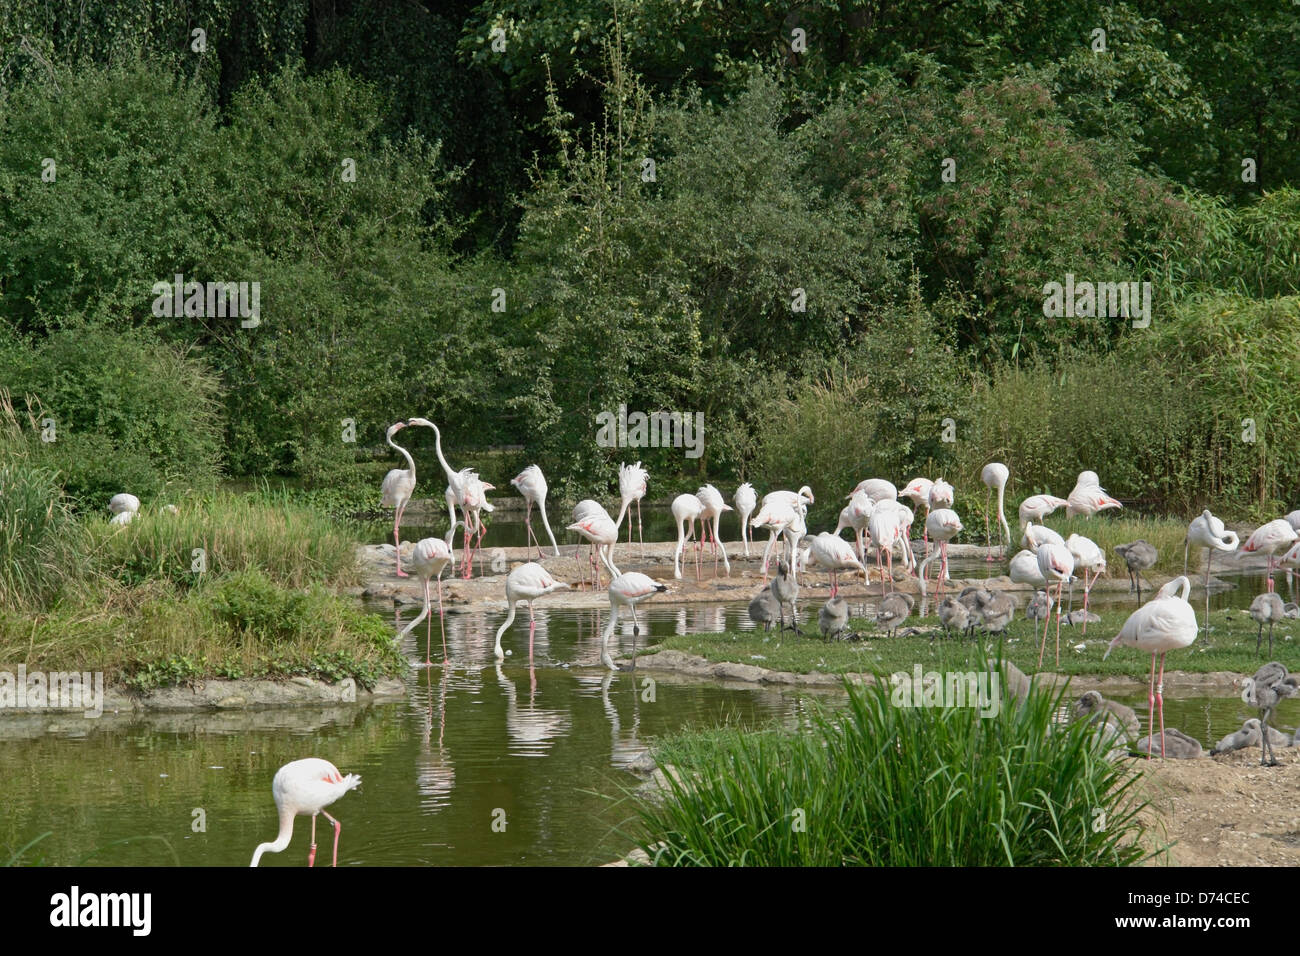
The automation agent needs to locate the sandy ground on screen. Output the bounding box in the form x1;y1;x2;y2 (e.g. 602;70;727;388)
1138;748;1300;866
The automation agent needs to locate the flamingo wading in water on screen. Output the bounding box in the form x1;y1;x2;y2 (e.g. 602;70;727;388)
492;562;571;662
398;523;461;667
250;758;361;867
600;572;669;669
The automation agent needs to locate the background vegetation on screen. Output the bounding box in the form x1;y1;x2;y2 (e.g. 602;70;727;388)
2;0;1298;523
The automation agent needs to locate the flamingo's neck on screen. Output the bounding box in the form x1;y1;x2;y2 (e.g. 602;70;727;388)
388;434;416;479
250;805;296;867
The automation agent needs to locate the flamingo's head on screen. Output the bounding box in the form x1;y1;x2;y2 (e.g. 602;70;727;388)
407;417;434;428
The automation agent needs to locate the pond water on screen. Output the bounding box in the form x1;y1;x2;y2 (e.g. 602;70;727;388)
3;547;1297;867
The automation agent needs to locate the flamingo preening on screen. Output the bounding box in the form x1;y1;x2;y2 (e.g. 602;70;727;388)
1065;471;1122;518
1104;577;1198;759
900;477;932;547
511;465;559;559
398;523;461;667
250;758;361;867
1064;533;1105;634
617;462;650;559
1017;494;1068;526
379;422;417;577
751;488;810;580
980;463;1011;561
806;531;866;597
492;562;571;662
600;572;669;669
835;489;875;568
1184;509;1239;630
734;482;757;557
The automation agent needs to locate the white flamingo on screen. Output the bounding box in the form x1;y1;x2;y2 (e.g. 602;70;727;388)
567;509;621;588
600;572;669;669
918;508;962;598
492;562;571;662
616;462;650;559
849;478;897;503
734;482;758;557
1036;542;1075;669
696;484;732;577
1184;509;1239;630
379;422;417;577
398;523;461;666
406;418;495;578
1239;518;1298;593
671;493;705;581
250;758;361;867
1018;494;1068;526
806;531;866;597
901;477;933;548
510;465;559;558
1103;577;1198;759
980;462;1011;560
1065;470;1122;518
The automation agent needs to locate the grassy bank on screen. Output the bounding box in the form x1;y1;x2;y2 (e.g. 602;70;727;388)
0;479;401;690
642;602;1293;679
629;674;1151;865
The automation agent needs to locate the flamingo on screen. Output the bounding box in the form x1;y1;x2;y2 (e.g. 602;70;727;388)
868;503;905;593
893;501;917;574
849;478;896;503
1064;533;1105;632
1240;662;1300;767
510;465;559;559
1036;542;1075;669
980;463;1011;561
567;509;621;588
1184;509;1239;630
600;572;669;669
406;418;495;578
1021;521;1066;553
250;758;361;867
108;493;140;517
696;484;732;577
734;482;758;557
918;508;962;598
1114;539;1159;604
901;477;933;547
1239;518;1299;593
928;478;954;511
751;490;809;579
671;493;704;581
492;562;571;662
835;490;875;568
807;531;866;597
1065;471;1122;518
616;462;650;559
1017;494;1068;526
1025;589;1053;646
1248;592;1298;658
379;422;417;577
398;523;460;667
1103;576;1198;759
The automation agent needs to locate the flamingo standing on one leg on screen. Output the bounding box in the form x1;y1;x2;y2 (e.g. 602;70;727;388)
671;493;704;582
734;482;757;557
696;484;732;578
510;465;559;559
980;463;1011;561
1184;509;1239;631
492;562;571;662
616;462;650;561
1239;518;1298;593
398;523;461;667
1103;577;1198;759
1036;542;1075;669
918;508;962;598
600;572;669;669
250;758;361;867
380;422;418;578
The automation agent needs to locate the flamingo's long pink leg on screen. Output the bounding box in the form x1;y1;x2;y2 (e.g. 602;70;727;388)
424;580;433;666
308;814;318;867
322;810;341;867
528;603;536;660
1156;652;1167;759
1146;652;1157;761
1055;580;1064;667
437;576;448;666
636;498;644;561
1081;570;1094;635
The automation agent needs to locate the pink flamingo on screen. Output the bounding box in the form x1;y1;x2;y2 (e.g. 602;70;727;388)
1018;494;1068;526
250;758;361;867
918;508;962;598
1065;471;1122;517
734;483;758;557
807;531;866;597
696;484;732;577
980;463;1011;561
492;562;571;662
671;493;704;581
379;422;417;577
1103;577;1198;759
1064;533;1105;634
868;503;904;593
567;509;621;589
1240;518;1299;593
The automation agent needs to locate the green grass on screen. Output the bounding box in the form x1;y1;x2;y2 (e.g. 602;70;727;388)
643;602;1294;678
628;671;1152;865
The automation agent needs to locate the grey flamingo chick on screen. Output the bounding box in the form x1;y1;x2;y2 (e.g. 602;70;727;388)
1241;661;1300;766
1114;539;1158;604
